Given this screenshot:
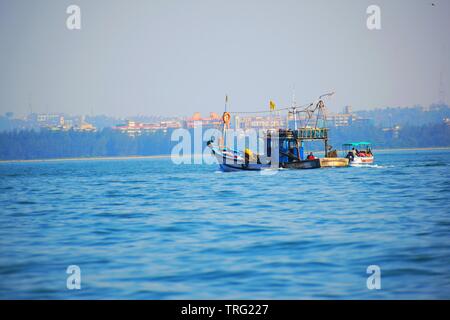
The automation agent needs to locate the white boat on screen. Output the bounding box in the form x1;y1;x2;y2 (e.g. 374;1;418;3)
342;142;374;166
349;155;374;166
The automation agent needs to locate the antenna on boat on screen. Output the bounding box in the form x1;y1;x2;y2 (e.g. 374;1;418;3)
224;94;228;112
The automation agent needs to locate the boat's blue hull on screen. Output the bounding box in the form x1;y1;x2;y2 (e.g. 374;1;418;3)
219;163;271;172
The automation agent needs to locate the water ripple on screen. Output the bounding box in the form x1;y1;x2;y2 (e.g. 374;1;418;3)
0;150;449;299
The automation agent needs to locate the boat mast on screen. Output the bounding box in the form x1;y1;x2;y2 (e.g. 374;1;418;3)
292;87;298;130
219;95;229;148
221;95;231;148
225;94;228;113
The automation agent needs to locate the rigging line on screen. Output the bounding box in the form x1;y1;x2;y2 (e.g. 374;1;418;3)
228;102;315;115
226;92;333;115
228;107;290;114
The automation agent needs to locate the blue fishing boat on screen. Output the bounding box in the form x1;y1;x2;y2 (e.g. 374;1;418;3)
207;142;272;172
208;93;349;172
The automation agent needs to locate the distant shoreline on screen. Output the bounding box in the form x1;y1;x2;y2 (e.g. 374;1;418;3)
0;154;172;163
373;147;450;152
0;147;449;164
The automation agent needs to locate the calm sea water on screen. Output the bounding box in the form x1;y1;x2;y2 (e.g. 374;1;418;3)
0;149;449;299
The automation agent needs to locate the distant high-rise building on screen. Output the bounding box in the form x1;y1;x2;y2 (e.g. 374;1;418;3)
344;106;352;114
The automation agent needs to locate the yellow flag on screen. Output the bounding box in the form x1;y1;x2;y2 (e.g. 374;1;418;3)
269;100;276;111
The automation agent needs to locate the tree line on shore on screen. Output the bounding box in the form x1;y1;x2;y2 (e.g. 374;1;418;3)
0;123;449;160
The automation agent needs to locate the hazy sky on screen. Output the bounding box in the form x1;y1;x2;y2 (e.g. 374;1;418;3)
0;0;449;117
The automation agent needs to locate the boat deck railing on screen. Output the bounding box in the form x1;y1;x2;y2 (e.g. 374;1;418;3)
271;128;328;140
295;128;328;140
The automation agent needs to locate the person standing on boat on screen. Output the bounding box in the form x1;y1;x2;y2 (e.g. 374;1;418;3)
244;148;258;165
307;152;315;160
